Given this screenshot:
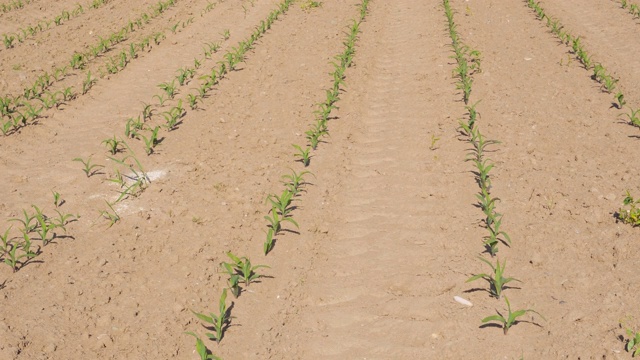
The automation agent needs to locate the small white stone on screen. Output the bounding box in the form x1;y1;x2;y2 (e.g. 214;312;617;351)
454;296;473;307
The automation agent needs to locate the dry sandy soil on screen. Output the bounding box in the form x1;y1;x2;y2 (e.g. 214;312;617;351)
1;0;640;359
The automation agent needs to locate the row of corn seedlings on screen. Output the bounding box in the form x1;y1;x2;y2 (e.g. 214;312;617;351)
522;1;640;235
0;194;76;272
70;1;233;225
118;8;269;156
183;1;300;356
443;0;543;336
0;0;36;14
525;1;621;98
263;4;368;255
73;0;254;231
1;0;112;50
185;1;368;357
619;0;640;18
0;0;185;136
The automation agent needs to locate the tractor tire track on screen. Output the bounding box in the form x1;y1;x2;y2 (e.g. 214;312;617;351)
276;0;480;358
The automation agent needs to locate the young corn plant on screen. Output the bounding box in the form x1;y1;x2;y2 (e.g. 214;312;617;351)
265;206;298;234
32;205;56;245
125;116;144;138
139;126;161;155
263;228;275;255
184;332;221;360
73;156;104;177
484;213;511;256
623;108;640;128
102;135;124;155
52;191;62;207
82;71;97;95
282;169;312;196
466;257;520;299
617;191;640;226
221;252;270;288
266;189;296;217
191;288;232;344
621;318;640;357
162;100;184;130
481;296;544;335
9;209;37;234
292;144;311;167
158;80;177;99
98;200;120;227
3;234;38;272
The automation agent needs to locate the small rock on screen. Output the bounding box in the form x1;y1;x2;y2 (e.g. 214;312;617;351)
454;296;472;307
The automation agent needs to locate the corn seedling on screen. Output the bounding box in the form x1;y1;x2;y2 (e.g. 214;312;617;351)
73;156;104;177
221;252;270;287
107;168;126;188
51;209;75;232
623;108;640;128
154;94;166;106
617;191;640;226
292;144;311;167
102;136;124;155
9;209;37;234
466;257;520;299
158;80;177;99
282;169;312;196
139;126;161;155
162;100;184;130
221;29;230;40
429;134;441;150
621;318;640;357
177;67;195;86
125;116;144;138
187;93;200;110
301;0;322;10
32;205;55;245
3;233;38;272
82;71;96;95
3;33;15;48
481;296;544;335
191;288;232;344
263;228;275;255
615;92;626;109
142;102;154;121
98;201;120;227
266;189;296;217
52;191;62;207
602;75;617;93
264;206;298;234
184;332;221;360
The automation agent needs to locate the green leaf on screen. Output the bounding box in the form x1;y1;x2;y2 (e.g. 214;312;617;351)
191;310;214;324
481;314;504;324
466;273;487;283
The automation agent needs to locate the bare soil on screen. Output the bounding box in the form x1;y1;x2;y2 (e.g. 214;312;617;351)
1;0;640;359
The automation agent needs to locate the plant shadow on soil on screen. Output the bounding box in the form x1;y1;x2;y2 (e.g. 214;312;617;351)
479;319;544;332
463;285;522;297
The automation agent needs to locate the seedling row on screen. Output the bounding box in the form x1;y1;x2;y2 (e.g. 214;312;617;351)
522;2;640;232
443;0;544;337
183;1;369;357
1;0;112;51
0;0;36;14
0;0;189;136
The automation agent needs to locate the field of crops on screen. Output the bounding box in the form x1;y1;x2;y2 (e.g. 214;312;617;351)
1;0;640;358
